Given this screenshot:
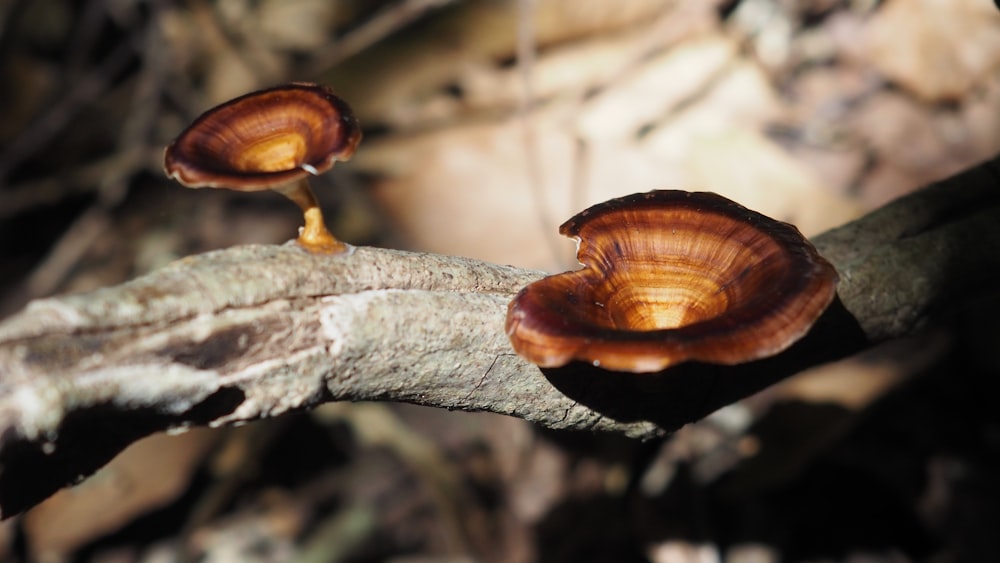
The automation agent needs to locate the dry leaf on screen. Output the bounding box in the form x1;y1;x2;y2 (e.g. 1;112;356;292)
366;113;578;269
862;0;1000;102
257;0;338;51
358;37;860;268
24;430;218;560
685;129;861;235
576;35;738;141
330;0;691;126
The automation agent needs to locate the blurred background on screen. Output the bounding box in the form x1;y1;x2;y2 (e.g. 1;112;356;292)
2;0;1000;561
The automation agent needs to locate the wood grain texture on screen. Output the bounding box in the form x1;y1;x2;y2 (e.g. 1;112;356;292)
1;155;999;517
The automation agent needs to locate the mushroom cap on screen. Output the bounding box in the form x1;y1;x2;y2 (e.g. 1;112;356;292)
505;190;839;373
163;83;361;190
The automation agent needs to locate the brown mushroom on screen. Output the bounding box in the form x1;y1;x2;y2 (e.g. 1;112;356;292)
163;82;361;254
505;190;839;373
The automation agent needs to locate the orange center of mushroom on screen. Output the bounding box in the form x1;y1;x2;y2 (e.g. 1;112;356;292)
606;268;731;330
231;132;309;173
566;208;787;333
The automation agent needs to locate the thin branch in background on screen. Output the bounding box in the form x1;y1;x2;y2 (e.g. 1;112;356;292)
0;0;29;58
176;422;284;560
116;0;168;156
516;0;563;268
196;0;284;87
567;134;590;240
17;77;145;301
0;154;118;220
0;23;140;183
573;0;717;110
16;5;170;302
63;0;109;82
558;1;720;265
22;206;112;296
302;0;457;78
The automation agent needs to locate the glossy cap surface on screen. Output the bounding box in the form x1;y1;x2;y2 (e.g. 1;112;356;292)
163;83;361;190
505;190;839;372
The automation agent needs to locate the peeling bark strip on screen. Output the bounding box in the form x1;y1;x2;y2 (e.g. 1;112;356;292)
2;155;1000;517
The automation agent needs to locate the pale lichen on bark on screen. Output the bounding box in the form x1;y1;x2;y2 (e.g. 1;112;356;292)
1;154;999;517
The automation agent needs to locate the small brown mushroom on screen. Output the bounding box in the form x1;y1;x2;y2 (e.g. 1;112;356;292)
164;82;362;254
505;190;839;373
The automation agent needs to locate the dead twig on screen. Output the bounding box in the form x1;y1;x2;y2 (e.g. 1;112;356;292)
0;20;144;183
11;4;171;309
1;155;999;518
302;0;457;78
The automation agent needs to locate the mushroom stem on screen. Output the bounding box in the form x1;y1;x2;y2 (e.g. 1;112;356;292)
274;178;348;254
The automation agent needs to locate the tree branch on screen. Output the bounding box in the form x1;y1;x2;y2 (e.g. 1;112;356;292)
1;155;999;517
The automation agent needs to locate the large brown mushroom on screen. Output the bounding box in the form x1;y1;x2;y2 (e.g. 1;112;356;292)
505;190;839;373
164;82;361;254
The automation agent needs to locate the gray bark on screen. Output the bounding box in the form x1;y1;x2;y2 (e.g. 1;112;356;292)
1;154;998;518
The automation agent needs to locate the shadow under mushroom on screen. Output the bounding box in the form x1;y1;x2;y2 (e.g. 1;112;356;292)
541;296;867;432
